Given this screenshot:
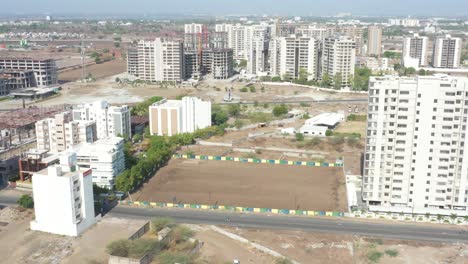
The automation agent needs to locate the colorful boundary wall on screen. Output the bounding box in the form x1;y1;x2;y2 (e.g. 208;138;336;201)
119;200;345;217
173;154;343;167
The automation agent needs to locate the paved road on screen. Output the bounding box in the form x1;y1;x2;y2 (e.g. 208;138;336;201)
108;206;468;244
217;98;367;105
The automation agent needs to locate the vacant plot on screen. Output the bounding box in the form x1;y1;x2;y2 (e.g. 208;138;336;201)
59;59;126;81
134;158;347;212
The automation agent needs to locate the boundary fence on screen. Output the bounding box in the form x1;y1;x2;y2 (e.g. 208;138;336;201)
119;200;345;217
173;154;343;167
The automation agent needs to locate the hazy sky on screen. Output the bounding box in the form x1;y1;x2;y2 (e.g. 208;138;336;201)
2;0;468;16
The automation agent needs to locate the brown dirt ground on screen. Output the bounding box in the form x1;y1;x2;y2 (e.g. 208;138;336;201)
134;158;347;212
58;59;127;81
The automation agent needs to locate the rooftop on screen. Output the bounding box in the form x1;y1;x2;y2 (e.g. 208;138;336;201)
305;112;344;127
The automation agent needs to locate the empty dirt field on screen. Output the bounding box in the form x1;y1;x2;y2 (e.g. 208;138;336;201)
134;158;347;212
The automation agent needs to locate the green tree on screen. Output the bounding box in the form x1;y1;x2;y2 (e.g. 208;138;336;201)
320;72;331;88
282;72;291;81
297;67;308;84
404;67;416;76
271;76;282;82
272;104;288;117
227;104;241;117
238;59;247;68
295;133;305;141
333;73;343;90
234;119;244;129
17;194;34;208
211;105;228;125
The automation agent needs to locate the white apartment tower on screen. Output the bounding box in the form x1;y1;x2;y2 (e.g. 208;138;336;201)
432;35;462;69
322;36;356;88
135;38;184;82
367;25;383;56
30;152;96;236
149;97;211;136
247;36;269;75
75;137;125;189
35;112;97;153
363;75;468;214
72;100;132;139
271;35;319;80
402;34;428;67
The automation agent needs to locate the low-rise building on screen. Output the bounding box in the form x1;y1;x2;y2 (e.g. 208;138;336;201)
30;152;96;237
149;97;211;136
18;149;60;182
75;137;125;189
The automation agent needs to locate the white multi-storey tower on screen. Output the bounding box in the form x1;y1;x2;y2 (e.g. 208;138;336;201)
322;36;356;88
73;100;131;139
363;75;468;215
30;152;96;236
433;35;463;69
402;33;428;67
272;35;319;80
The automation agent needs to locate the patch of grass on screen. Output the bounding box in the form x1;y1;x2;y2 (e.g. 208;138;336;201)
276;258;293;264
367;250;384;263
157;252;193;264
347;114;367;121
151;217;174;232
384;249;399;257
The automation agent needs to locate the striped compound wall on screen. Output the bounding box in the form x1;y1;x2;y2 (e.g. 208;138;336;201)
173;154;343;167
119;200;345;217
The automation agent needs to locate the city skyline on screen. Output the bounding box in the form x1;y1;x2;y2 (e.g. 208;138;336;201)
1;0;468;17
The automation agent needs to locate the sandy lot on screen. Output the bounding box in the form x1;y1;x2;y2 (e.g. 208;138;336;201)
134;158;347;212
226;227;468;264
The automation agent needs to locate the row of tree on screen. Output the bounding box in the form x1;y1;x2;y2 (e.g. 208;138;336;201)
115;126;225;193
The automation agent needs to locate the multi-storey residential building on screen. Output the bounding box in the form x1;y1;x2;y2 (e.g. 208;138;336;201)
270;35;319;80
247;35;269;75
363;75;468;214
204;49;234;80
184;23;205;50
30;152;95;236
35;112;97;153
338;25;364;54
75;137;125;189
216;24;248;60
126;48;138;76
133;38;184;82
149;97;211;136
433;35;463;69
211;31;229;49
0;57;57;87
402;34;428;67
322;36;356;88
72;100;132;139
367;25;383;56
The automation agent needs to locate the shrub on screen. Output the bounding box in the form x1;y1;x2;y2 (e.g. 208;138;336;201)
295;133;305;142
106;239;131;257
240;87;248;92
276;258;293;264
151;217;174;232
272;104;288;117
346;114;367;121
249;86;256;92
227;104;241;117
271;76;282;82
158;252;192;264
325;129;333;136
17;194;34;208
128;239;157;259
263;103;269;108
307;137;322;147
385;249;399;257
367;250;383;263
171;226;194;244
234;119;244;129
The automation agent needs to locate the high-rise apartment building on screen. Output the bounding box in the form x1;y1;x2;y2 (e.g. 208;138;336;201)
149;97;211;136
338;25;364;54
72;100;132;139
322;36;356;88
30;152;95;236
270;35;319;80
184;23;205;50
216;24;247;60
363;75;468;214
247;35;269;75
133;38;184;82
402;34;428;67
0;57;57;87
432;35;463;69
35;112;97;153
367;25;383;56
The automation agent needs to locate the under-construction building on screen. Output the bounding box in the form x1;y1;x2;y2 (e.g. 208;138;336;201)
204;49;234;80
126;48;138;76
0;57;57;88
0;69;35;95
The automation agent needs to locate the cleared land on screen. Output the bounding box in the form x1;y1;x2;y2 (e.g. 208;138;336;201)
134;158;347;212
